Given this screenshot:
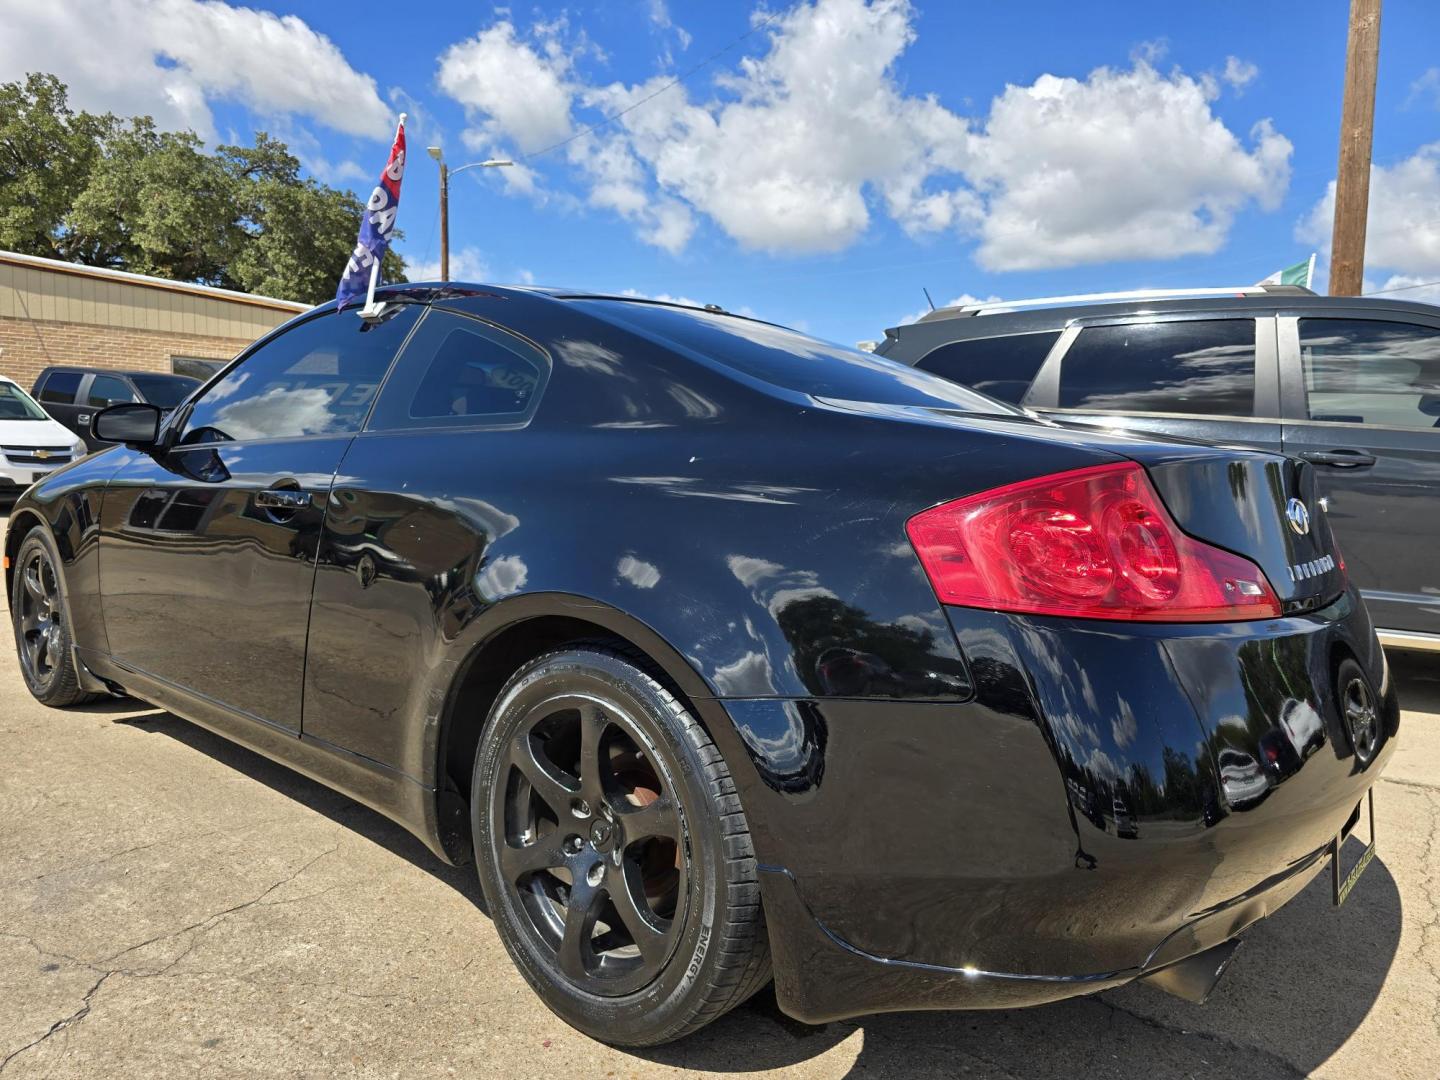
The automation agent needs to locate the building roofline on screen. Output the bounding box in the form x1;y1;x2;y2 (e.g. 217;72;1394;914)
0;249;311;314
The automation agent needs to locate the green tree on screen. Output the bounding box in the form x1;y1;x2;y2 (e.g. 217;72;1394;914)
0;73;407;304
0;74;111;256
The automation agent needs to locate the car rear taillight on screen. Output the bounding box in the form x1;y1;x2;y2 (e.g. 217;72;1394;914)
906;462;1282;622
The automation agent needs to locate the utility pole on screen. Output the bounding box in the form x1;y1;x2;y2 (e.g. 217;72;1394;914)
1328;0;1382;296
437;160;450;283
426;148;513;283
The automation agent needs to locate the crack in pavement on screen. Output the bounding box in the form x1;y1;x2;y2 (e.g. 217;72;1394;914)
0;842;342;1074
0;829;225;891
1382;776;1440;794
0;971;111;1075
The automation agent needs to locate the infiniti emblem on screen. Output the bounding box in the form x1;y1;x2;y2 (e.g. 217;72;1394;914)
1285;498;1311;536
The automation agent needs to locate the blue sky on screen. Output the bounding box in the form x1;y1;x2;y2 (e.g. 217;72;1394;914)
3;1;1439;345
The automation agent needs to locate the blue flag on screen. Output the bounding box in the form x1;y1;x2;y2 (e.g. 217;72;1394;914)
337;115;407;310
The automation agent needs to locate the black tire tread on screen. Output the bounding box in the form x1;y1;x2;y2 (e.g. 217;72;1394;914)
490;642;771;1045
10;527;98;709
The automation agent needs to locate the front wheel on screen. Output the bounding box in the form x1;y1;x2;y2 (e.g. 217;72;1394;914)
473;647;770;1045
10;527;96;707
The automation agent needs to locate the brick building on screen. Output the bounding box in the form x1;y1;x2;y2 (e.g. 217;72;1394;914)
0;249;308;390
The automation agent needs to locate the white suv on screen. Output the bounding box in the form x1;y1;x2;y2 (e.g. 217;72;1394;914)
0;377;88;499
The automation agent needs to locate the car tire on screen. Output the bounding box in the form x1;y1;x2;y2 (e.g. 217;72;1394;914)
10;527;97;708
473;646;771;1046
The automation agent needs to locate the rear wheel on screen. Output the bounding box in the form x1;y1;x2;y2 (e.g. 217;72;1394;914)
10;528;96;707
473;647;770;1045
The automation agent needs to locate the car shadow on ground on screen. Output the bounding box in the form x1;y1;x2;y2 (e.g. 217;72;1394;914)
649;839;1402;1077
108;698;1404;1078
105;705;486;910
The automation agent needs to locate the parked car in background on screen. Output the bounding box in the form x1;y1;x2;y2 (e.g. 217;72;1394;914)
6;285;1395;1044
877;285;1440;653
32;366;200;451
0;376;88;501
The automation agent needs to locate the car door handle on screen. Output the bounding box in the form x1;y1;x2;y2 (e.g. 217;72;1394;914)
255;488;311;510
77;413;91;424
1299;450;1376;469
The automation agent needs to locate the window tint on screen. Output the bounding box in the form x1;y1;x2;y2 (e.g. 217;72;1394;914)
180;307;420;444
1300;319;1440;428
39;371;82;404
171;356;227;380
577;300;1016;413
368;310;548;430
1058;320;1257;416
915;331;1060;404
87;374;137;407
131;374;200;409
0;382;48;420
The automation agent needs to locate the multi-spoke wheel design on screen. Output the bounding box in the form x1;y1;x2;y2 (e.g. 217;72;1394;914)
15;546;65;690
9;528;93;707
497;693;687;996
474;648;771;1046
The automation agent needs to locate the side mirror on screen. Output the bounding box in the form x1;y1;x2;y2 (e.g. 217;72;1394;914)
93;402;162;447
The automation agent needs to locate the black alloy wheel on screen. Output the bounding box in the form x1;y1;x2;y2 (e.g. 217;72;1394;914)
10;528;95;707
473;647;771;1045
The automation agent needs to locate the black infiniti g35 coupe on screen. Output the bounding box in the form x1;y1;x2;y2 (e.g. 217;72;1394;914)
6;285;1397;1045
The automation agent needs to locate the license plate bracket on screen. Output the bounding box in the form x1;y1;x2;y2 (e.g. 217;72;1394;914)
1332;789;1376;906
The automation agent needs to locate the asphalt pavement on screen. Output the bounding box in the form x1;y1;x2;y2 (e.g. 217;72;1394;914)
1;510;1437;1079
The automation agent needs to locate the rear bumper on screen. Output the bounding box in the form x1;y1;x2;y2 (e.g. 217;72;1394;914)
721;586;1397;1022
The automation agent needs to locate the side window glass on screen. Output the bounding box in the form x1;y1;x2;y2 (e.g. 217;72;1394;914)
915;331;1060;404
179;306;421;444
39;371;82;404
1300;319;1440;428
368;311;549;431
88;375;137;407
1058;320;1257;416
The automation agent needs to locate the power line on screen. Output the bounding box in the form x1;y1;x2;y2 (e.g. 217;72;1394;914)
1363;278;1440;295
516;11;782;163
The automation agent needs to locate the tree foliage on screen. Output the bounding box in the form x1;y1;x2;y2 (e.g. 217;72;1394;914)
0;73;406;304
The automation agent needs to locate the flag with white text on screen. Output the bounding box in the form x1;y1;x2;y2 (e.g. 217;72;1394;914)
336;116;406;309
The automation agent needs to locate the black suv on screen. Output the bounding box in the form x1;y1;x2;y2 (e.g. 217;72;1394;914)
877;286;1440;651
33;367;200;452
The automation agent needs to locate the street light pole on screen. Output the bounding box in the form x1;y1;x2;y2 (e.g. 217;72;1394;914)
427;148;514;283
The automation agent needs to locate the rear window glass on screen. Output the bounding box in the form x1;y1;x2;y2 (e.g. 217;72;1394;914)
1300;319;1440;428
915;331;1060;404
1058;319;1256;416
578;301;1016;413
132;374;200;408
369;310;549;430
39;370;82;404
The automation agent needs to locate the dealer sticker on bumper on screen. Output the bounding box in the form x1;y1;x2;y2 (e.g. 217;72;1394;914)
1332;789;1377;907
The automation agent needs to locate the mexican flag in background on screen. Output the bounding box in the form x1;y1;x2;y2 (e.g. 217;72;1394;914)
1258;253;1317;289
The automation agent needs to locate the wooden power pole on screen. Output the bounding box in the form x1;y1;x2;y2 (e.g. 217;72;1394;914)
1329;0;1382;296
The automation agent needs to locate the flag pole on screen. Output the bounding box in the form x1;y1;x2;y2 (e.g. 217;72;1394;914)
358;112;406;321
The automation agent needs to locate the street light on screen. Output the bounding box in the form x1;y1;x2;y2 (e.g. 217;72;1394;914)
426;147;513;282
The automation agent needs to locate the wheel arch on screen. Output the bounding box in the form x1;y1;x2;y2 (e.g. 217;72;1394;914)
428;592;758;865
4;508;49;600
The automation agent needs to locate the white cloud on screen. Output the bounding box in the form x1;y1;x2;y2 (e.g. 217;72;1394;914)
969;62;1291;270
1408;68;1440;110
0;0;391;140
438;21;575;155
1367;274;1440;304
406;246;491;283
1298;143;1440;276
1222;56;1259;92
434;1;1291;269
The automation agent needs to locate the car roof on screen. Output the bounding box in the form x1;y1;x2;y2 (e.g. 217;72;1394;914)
883;293;1440;350
39;366;194;379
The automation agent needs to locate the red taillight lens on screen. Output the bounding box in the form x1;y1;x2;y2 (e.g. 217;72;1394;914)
906;462;1282;622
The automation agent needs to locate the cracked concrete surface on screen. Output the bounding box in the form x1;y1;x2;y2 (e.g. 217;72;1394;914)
1;514;1438;1078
